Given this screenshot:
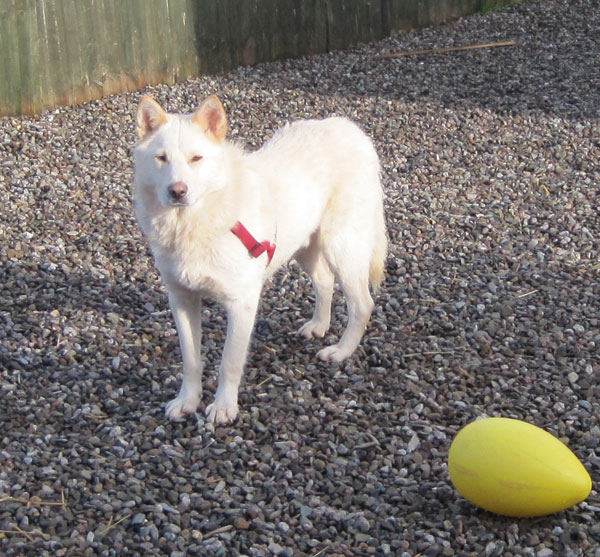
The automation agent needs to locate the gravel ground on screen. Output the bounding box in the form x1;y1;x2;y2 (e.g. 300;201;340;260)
1;0;599;555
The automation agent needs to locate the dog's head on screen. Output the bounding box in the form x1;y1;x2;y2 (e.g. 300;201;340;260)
133;95;228;208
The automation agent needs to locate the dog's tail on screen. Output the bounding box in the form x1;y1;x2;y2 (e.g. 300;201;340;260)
369;209;388;292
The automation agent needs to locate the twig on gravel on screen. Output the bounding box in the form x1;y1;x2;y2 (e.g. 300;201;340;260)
0;490;67;508
403;348;466;358
354;439;379;451
98;513;130;535
376;40;516;58
204;524;233;539
518;289;538;298
256;374;275;388
354;432;381;451
0;525;47;542
404;297;440;304
86;412;109;420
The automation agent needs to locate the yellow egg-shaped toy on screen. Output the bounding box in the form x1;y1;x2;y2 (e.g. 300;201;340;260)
448;417;592;517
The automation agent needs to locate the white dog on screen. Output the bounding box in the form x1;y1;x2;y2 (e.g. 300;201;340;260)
133;95;387;424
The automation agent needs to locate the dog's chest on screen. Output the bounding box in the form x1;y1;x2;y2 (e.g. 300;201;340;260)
156;249;232;301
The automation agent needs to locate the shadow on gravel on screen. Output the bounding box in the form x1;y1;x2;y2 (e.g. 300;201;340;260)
0;259;169;375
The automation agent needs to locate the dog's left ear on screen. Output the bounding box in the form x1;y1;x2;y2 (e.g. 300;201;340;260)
193;96;227;143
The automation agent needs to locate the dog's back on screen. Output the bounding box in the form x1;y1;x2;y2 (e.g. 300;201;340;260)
252;117;387;290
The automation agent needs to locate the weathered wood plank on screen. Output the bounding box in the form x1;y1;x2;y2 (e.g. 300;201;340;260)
0;0;518;116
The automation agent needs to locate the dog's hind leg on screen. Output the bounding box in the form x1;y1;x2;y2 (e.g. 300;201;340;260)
316;234;375;362
206;290;261;424
317;277;374;362
165;288;204;420
295;237;335;339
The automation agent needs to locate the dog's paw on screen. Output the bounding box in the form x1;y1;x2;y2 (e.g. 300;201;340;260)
205;399;239;424
299;318;329;339
317;344;353;362
165;394;200;420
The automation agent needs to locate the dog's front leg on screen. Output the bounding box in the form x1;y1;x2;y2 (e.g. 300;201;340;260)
206;292;260;424
165;288;204;420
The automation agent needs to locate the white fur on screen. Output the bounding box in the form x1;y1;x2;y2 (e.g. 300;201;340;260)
133;96;387;424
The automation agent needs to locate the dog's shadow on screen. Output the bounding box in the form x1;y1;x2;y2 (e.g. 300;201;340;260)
0;257;344;403
0;258;169;380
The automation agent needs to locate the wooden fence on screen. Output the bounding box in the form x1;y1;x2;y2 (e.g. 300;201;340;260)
0;0;515;116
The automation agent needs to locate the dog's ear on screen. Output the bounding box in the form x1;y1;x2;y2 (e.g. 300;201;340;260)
137;96;168;139
193;96;227;143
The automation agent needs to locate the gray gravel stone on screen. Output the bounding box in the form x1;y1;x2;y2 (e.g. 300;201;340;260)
1;0;599;555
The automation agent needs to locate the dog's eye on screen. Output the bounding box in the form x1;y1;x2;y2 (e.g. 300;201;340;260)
189;155;203;164
156;154;168;163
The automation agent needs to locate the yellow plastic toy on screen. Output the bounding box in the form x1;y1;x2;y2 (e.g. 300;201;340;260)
448;417;592;517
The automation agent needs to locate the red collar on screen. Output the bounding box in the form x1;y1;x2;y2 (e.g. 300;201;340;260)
231;221;276;266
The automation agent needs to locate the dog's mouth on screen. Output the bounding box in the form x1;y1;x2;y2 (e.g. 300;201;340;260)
164;194;192;208
168;199;189;207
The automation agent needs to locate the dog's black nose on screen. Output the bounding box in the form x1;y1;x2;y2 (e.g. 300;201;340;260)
168;181;188;202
